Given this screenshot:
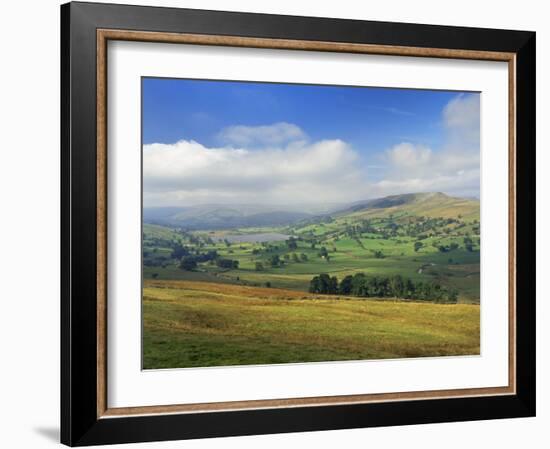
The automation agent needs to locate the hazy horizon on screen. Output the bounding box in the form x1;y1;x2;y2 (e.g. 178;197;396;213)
142;191;480;211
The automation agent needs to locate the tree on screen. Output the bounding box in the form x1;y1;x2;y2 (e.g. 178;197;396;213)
329;276;339;294
464;236;474;252
300;253;308;262
339;275;353;295
255;262;264;271
179;257;197;271
388;275;405;298
351;273;368;296
171;243;189;260
447;289;459;303
216;258;237;269
318;274;331;293
292;253;300;263
318;246;328;258
309;276;321;293
414;241;423;252
269;254;280;268
309;274;338;294
151;273;159;279
405;278;416;299
286;238;298;250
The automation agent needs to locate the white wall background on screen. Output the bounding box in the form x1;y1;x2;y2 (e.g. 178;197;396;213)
0;0;546;447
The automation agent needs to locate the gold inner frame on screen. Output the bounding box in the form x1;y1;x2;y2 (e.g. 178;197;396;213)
96;29;517;419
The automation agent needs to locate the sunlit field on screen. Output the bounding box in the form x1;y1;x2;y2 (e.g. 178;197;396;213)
143;280;480;369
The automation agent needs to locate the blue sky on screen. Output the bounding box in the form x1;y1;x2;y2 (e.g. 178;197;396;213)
142;78;480;207
143;78;460;151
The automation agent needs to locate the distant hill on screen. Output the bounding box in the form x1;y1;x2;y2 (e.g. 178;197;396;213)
143;193;479;230
143;204;313;230
334;192;479;220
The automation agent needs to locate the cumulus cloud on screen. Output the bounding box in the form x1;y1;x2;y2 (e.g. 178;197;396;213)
372;94;480;198
443;93;480;145
143;137;365;207
217;122;307;147
144;94;480;207
371;143;479;198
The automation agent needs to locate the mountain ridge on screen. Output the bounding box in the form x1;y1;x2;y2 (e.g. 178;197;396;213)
143;192;479;229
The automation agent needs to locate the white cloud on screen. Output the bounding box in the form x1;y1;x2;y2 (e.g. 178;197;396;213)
143;137;365;207
385;142;479;178
144;94;480;207
371;142;480;198
217;122;307;147
373;94;480;198
443;93;480;146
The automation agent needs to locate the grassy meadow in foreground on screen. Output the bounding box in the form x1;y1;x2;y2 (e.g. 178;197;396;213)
143;279;480;369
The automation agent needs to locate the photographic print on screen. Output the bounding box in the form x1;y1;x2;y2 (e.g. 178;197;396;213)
141;78;481;369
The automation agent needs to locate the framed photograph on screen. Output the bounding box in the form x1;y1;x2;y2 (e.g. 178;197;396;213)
61;1;535;446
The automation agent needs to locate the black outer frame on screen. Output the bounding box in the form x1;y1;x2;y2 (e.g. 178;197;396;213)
60;1;536;446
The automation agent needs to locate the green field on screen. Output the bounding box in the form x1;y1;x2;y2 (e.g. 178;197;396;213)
142;192;481;368
143;280;480;369
143;193;480;302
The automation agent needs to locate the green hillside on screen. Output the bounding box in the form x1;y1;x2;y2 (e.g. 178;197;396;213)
143;192;480;303
340;192;479;220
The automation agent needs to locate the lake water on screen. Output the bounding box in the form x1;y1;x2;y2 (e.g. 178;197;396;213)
224;233;290;243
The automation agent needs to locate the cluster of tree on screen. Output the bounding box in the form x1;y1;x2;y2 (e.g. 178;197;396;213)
188;234;200;245
309;274;339;294
215;258;239;269
177;250;220;271
269;254;282;267
144;257;170;268
340;216;468;241
435;242;459;253
171;243;190;259
178;257;197;271
463;236;478;252
256;252;309;270
309;273;458;303
286;238;298;250
307;216;334;225
143;246;170;267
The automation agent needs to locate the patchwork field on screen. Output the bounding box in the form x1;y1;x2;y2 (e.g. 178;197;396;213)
143;193;481;303
143;280;480;369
